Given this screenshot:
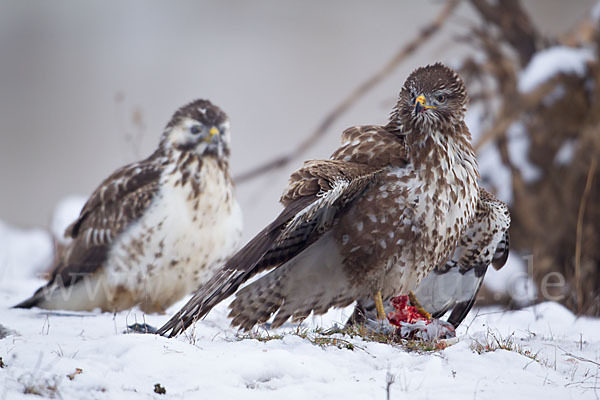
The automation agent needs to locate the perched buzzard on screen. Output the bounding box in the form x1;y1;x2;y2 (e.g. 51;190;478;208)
348;188;510;328
15;99;242;313
157;63;479;336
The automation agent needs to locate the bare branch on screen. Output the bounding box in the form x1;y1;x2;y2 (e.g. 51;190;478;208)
575;156;597;314
235;0;461;184
559;347;600;368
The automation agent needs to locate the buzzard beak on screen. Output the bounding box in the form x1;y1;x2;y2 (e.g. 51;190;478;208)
205;127;219;143
414;95;436;115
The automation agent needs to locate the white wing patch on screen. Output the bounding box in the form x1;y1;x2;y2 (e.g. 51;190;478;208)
279;179;350;241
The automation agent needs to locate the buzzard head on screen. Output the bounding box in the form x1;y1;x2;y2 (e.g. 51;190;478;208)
392;63;468;134
162;99;231;158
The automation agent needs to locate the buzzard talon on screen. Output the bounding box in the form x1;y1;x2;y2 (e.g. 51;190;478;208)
408;290;431;320
374;290;387;321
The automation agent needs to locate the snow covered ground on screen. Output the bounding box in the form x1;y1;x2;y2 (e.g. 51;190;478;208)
1;223;599;399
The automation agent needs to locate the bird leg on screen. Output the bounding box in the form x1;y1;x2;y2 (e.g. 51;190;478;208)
375;290;387;321
408;290;431;320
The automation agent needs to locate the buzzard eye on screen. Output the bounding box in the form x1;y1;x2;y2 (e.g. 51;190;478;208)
190;125;202;135
435;94;446;103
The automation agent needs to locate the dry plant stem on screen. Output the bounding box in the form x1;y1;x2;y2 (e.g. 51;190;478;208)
234;0;460;184
559;346;600;368
575;157;597;315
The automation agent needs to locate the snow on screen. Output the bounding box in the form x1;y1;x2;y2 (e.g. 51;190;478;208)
0;221;52;281
518;46;595;93
50;196;87;242
2;290;599;399
554;139;577;166
1;218;600;399
477;142;514;204
506;122;542;183
483;252;537;307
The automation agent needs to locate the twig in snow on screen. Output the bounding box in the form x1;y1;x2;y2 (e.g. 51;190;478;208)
386;371;395;400
559;347;600;368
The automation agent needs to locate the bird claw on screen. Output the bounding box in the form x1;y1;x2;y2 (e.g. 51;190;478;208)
374;290;387;321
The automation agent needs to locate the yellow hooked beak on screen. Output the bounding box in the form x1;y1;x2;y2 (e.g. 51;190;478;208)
414;95;436;115
204;127;219;142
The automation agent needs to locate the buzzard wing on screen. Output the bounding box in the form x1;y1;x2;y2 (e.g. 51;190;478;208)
414;188;510;327
14;158;162;308
157;159;383;336
444;231;509;327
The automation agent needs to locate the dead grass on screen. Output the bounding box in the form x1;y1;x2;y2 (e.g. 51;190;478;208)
18;374;61;398
231;323;452;353
470;328;541;364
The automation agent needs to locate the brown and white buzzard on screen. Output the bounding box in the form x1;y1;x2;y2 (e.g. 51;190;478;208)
348;187;510;329
15;99;242;313
157;63;479;336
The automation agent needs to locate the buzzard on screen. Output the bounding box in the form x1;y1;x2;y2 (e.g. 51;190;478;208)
348;188;510;329
15;99;242;313
157;63;479;336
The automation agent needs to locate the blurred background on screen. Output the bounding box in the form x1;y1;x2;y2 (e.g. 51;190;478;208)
1;0;598;315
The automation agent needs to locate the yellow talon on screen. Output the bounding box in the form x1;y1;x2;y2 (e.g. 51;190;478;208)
375;290;386;321
408;290;432;320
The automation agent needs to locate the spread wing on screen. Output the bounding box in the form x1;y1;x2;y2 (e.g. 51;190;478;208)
14;157;163;308
414;188;511;327
157;159;384;336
